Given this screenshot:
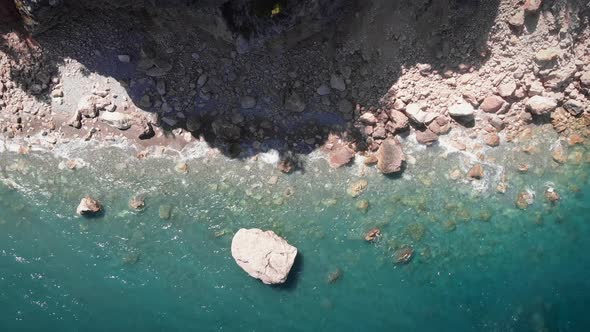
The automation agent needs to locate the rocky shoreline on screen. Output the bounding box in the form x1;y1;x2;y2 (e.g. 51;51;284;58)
0;0;589;176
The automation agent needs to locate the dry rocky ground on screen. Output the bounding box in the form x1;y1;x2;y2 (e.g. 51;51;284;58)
0;0;589;174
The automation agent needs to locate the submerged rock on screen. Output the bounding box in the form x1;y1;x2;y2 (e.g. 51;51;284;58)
393;246;414;264
231;228;298;285
356;199;369;213
76;196;102;216
327;268;343;284
376;138;405;174
347;179;368;198
159;204;173;220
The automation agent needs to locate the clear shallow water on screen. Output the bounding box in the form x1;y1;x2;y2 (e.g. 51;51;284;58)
0;128;589;331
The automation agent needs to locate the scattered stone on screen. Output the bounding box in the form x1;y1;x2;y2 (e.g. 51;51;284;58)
77;95;98;118
516;191;534;209
139;94;151;108
480;95;505;113
562;99;584;116
545;187;560;203
364;227;380;242
498;81;517;98
277;159;295;174
552;144;567;163
415;129;438;145
330;74;346;91
175;162;188;174
129;196;145;210
284;92;306;113
376;138;405;174
76;196;102;216
485;133;500;147
117;54;130;63
328;146;355;168
509;10;525;28
231;228;298;285
534;48;559;64
393;247;414;264
197;74;208;87
467;164;484;179
267;175;279;185
67;110;82;129
568;134;584;145
442;220;457;232
523;0;542;14
347;179;368;197
359;112;378;125
356;199;369;213
159;204;173;220
405;103;437;125
449;169;462;180
448;102;474;118
51;88;64;98
337;99;353;114
518;164;530;172
388;110;410;132
100;111;132;130
526;96;557;115
316;84;331;96
241;96;256;109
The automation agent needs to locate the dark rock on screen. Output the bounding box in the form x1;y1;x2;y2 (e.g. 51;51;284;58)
563;99;584;116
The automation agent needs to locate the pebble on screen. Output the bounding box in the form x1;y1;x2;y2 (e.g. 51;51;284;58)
241;96;256;109
118;54;131;63
480;95;505;113
316;84;331;96
525;96;557;115
330;74;346;91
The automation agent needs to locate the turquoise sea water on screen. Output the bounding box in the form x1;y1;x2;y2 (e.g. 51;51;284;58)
1;128;589;331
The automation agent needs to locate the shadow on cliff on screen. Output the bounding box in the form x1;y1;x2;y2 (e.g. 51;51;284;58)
0;0;523;165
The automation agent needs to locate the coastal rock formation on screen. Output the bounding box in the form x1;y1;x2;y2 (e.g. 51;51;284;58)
76;196;102;215
376;138;404;174
231;228;298;285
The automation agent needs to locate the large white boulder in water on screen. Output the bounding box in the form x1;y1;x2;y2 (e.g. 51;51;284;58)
231;228;298;285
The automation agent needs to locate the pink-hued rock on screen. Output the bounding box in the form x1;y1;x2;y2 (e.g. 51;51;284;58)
376;138;405;174
480;95;505;113
231;228;298;285
328;145;355;168
76;196;102;215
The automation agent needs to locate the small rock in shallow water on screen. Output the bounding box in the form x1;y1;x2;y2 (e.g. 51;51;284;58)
485;133;500;147
129;196;145;210
231;228;298;285
545;188;560;203
175;162;189;174
347;179;368;197
76;196;102;216
364;227;380;242
467;164;484;179
516;191;535;209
